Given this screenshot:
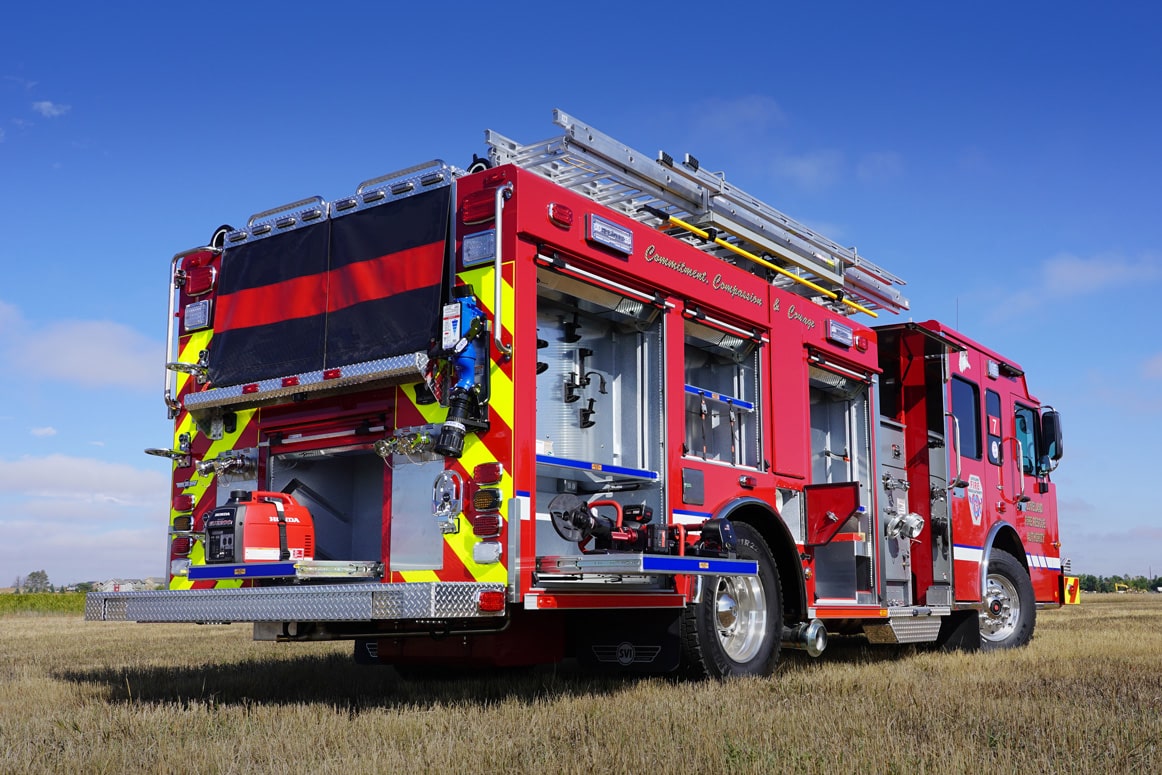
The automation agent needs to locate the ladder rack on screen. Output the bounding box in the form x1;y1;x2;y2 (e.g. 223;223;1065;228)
486;109;908;316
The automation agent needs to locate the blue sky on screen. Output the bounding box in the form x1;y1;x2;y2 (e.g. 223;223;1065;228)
2;1;1159;584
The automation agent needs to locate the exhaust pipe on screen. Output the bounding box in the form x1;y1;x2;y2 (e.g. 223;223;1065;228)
782;619;827;658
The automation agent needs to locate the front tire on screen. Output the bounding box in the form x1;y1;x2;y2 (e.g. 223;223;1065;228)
979;548;1036;650
681;522;782;678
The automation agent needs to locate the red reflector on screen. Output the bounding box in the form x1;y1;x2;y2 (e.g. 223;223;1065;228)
548;203;574;228
282;376;300;387
242;383;259;394
323;368;341;380
461;190;496;224
473;513;502;537
477;590;505;612
171;537;193;556
473;462;504;484
173;494;194;512
184;265;217;296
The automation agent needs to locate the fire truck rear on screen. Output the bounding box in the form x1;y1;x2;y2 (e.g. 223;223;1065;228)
87;110;1075;676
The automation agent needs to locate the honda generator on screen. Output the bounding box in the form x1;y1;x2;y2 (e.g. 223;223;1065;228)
204;490;315;564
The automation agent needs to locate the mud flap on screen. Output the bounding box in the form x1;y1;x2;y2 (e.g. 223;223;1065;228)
934;609;981;652
569;608;681;673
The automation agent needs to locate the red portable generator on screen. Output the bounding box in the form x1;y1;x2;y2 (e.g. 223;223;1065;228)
204;490;315;564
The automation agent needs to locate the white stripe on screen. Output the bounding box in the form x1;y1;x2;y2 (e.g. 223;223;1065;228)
953;546;983;563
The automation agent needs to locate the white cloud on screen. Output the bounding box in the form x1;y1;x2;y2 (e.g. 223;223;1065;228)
31;100;70;118
771;149;844;191
856;151;903;183
0;453;168;507
692;95;786;141
30;426;57;437
1143;353;1162;380
1041;252;1161;298
0;301;159;390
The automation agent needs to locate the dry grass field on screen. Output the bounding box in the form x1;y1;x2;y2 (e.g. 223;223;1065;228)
1;594;1159;774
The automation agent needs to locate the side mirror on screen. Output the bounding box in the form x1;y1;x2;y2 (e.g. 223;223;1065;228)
1041;409;1064;462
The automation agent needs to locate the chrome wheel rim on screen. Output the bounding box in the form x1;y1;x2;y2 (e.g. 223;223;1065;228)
980;573;1020;642
714;575;767;662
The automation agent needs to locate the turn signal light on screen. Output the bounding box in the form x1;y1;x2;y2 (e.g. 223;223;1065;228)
472;487;503;513
172;515;193;531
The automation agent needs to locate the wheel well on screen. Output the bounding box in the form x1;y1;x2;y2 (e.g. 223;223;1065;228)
722;502;805;624
989;525;1028;574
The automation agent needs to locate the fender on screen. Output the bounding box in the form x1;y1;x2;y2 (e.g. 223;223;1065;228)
979;520;1025;602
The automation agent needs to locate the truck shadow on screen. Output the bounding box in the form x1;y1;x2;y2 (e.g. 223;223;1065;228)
60;637;927;711
59;653;654;711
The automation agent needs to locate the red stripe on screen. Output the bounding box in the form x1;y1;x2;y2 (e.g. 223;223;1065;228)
216;273;327;331
327;243;444;313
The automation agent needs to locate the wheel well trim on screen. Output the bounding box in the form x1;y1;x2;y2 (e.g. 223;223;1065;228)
980;521;1027;602
716;496;805;624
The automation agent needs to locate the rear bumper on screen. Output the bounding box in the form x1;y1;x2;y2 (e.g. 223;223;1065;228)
85;581;506;623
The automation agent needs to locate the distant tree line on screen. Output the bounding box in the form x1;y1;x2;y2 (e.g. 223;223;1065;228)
1077;574;1162;593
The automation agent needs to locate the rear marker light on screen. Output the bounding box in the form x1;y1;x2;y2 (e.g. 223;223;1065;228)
473;462;504;485
323;368;342;380
548;203;574;228
242;383;259;394
282;376;300;387
477;590;505;612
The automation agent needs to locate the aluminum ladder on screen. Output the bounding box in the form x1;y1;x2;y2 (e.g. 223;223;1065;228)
486;109;908;316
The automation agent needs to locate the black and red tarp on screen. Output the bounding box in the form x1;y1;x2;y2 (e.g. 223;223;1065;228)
208;187;449;387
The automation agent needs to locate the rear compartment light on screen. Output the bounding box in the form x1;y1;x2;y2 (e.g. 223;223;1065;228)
323;368;342;380
473;462;504;485
476;589;505;612
461;190;497;224
171;536;193;556
472;513;502;537
172;515;193;531
242;383;260;394
282;376;300;387
173;495;194;513
548;203;574;228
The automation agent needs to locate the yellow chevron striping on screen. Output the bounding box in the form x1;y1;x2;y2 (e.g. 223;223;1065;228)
399;570;440;583
174;330;212;395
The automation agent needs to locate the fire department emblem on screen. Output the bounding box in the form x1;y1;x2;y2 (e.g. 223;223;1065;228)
967;474;984;526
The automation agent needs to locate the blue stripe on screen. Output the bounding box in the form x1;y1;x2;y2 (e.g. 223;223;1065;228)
187;562;298;580
535;455;658;480
672;509;712;519
641;555;758;575
684;384;755;411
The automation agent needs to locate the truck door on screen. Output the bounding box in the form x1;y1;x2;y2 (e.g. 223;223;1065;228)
945;349;992;602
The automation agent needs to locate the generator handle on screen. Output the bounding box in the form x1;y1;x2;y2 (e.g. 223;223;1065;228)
251;491;297;506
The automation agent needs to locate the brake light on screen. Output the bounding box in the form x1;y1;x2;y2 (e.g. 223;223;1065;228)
184;265;217;296
473;513;502;537
173;495;194;512
477;589;505;613
473;462;503;485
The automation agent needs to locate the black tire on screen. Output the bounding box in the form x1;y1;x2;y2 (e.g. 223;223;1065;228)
681;522;782;678
979;548;1036;650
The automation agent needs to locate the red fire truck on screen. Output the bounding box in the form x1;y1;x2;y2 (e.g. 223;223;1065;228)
87;110;1075;676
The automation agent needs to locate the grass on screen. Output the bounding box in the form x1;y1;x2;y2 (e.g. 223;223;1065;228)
0;592;86;616
1;595;1159;773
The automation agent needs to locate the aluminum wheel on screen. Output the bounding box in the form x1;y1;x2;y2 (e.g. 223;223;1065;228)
980;573;1020;642
714;574;768;662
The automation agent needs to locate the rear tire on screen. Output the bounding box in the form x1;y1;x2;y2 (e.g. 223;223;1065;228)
681;522;782;678
979;549;1036;650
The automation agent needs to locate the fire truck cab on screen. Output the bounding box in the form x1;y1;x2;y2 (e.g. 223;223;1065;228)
87;110;1071;677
